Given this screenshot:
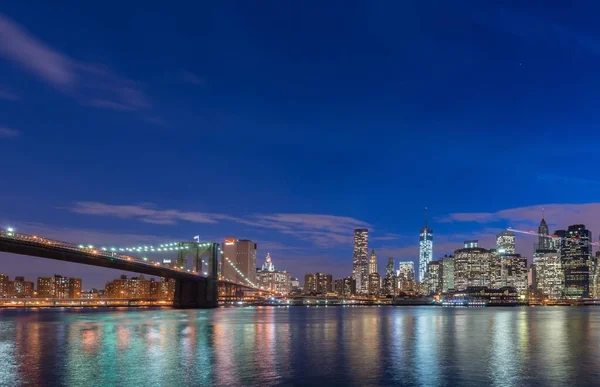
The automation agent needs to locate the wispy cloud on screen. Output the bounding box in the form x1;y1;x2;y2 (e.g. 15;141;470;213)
0;87;19;101
67;201;371;248
0;127;20;138
181;70;205;86
0;14;149;111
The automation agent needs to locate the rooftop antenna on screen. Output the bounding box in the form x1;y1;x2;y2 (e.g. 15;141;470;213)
542;207;545;219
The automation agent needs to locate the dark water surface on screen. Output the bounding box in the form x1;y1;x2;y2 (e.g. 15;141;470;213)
1;306;600;386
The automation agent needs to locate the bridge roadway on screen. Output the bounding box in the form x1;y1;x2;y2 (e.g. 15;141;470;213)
0;230;249;308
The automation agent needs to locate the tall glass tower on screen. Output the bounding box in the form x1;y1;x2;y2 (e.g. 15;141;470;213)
419;208;433;282
352;229;369;294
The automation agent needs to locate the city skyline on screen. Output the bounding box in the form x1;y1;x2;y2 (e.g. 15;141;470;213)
3;2;600;287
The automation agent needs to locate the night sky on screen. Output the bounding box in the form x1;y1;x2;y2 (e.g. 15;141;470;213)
2;1;600;288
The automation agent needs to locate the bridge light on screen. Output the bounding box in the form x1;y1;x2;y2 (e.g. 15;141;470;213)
88;245;93;248
203;272;208;275
143;257;148;261
110;248;116;251
7;227;14;232
78;245;84;248
101;247;107;251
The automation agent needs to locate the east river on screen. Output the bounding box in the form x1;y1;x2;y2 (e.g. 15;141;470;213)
1;306;600;386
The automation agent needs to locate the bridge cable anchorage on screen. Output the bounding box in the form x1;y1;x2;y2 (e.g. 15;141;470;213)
506;227;600;246
0;229;214;277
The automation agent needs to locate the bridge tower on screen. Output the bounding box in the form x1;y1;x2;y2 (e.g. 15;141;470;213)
173;242;219;308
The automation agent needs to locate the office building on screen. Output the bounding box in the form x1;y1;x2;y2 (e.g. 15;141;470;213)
221;237;257;286
334;276;356;297
256;254;291;295
368;272;381;295
454;245;499;291
383;257;396;295
397;261;415;292
419;208;433;282
352;229;369;294
500;254;528;294
290;277;300;291
369;249;378;274
496;231;516;255
533;250;563;299
562;224;592;299
441;255;454;292
538;217;551;250
304;273;333;294
425;261;442;294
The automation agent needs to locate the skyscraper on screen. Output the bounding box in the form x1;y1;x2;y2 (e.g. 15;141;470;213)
262;253;275;271
384;257;396;295
397;261;415;291
496;231;516;255
538;217;551;250
562;224;592;299
369;249;378;274
419;208;433;282
352;229;369;294
221;237;257;286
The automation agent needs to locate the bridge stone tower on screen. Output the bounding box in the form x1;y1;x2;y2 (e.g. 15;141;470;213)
173;242;219;308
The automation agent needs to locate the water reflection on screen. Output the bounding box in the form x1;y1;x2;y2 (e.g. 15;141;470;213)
1;307;600;386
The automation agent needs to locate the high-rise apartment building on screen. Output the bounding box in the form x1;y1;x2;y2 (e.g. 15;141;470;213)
105;275;152;298
496;231;516;255
352;229;369;294
37;276;55;298
425;261;442;294
11;276;34;297
221;237;238;282
304;273;333;294
0;273;10;298
419;209;433;282
562;224;592;299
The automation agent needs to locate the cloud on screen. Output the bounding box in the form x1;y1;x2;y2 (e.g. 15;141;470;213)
0;87;19;101
0;127;19;138
181;71;205;86
0;14;149;111
67;201;372;248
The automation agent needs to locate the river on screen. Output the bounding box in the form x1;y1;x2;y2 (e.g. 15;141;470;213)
1;306;599;386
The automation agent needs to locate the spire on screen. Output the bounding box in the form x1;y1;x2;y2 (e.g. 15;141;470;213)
424;206;428;227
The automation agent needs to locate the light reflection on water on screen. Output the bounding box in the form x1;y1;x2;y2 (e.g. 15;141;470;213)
1;307;600;386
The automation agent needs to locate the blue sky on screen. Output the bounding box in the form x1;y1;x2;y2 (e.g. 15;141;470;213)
2;1;600;288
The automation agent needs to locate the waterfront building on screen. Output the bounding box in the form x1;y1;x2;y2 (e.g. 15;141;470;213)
383;257;396;295
36;276;54;298
36;275;81;299
453;244;499;291
397;261;415;291
562;224;592;299
419;209;433;282
0;273;9;298
533;250;563;299
290;277;300;291
304;273;333;294
500;254;528;294
105;275;153;298
334;276;356;297
256;254;291;295
368;272;381;295
11;276;34;298
496;231;516;255
441;255;454;292
425;261;442;294
221;237;257;286
352;229;369;294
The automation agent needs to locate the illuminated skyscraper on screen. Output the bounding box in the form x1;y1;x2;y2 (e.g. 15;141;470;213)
384;257;396;295
369;249;378;274
397;261;415;291
533;250;563;299
419;208;433;282
352;229;369;294
496;231;515;255
221;237;257;286
538;217;551;250
562;224;592;299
